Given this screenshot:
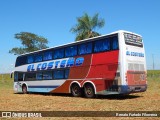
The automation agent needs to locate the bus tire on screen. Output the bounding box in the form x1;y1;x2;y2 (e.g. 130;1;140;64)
84;83;95;98
22;84;27;94
71;83;82;97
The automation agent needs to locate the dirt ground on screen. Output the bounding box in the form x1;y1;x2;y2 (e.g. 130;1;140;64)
0;74;160;120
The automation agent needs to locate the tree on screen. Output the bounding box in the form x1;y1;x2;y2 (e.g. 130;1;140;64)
9;32;48;55
70;13;105;41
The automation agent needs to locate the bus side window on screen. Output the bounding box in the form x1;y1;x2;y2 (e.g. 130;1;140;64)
36;72;43;80
25;73;36;81
65;45;77;57
65;69;70;79
35;54;43;62
43;51;53;61
43;71;52;80
54;70;64;79
94;38;110;52
27;55;34;64
78;42;92;55
53;48;64;59
112;36;119;50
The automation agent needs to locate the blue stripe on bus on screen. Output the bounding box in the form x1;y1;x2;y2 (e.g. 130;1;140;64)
28;86;59;88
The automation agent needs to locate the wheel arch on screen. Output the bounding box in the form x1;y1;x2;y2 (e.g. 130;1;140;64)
21;82;28;92
82;81;96;94
69;81;81;93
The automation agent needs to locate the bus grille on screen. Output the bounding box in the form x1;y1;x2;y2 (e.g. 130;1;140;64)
128;63;144;71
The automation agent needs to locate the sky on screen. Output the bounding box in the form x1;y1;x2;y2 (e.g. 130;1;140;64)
0;0;160;73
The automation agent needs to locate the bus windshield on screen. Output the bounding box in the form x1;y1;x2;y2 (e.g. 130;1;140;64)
124;33;143;47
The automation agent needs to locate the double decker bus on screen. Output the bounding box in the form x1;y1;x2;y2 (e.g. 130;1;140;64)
12;30;147;98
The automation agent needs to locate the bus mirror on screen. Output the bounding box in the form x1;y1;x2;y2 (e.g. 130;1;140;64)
10;72;13;78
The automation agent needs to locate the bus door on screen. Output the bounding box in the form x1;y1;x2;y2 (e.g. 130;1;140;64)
14;72;25;92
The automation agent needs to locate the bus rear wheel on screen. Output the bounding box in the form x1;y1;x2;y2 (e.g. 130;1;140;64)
71;84;82;97
84;84;95;98
22;85;27;94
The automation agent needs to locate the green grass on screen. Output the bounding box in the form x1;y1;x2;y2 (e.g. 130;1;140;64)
147;70;160;78
0;74;13;89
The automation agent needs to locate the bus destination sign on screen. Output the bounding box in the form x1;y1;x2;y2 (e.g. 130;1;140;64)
124;33;143;47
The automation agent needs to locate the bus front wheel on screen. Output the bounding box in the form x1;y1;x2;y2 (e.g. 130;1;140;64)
71;84;82;97
22;85;27;94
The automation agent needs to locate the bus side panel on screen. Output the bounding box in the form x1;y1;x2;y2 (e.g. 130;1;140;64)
86;50;119;92
50;50;119;94
50;55;92;93
49;80;81;93
68;55;92;79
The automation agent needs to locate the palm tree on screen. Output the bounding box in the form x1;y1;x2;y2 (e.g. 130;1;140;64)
70;13;105;41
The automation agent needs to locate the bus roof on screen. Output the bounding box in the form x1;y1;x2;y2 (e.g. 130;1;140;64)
18;30;141;56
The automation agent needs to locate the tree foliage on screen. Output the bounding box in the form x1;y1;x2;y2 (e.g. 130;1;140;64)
70;13;105;41
9;32;48;55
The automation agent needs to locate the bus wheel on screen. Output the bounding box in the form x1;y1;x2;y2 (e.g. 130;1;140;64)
84;84;95;98
71;84;82;97
22;85;27;94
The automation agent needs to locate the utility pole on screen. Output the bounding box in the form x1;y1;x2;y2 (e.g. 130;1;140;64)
152;54;155;70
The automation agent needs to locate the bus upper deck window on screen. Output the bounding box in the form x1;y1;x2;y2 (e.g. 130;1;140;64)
65;46;77;57
35;54;43;62
43;51;53;61
112;36;119;50
27;55;34;64
53;48;64;59
78;42;92;55
94;39;110;52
